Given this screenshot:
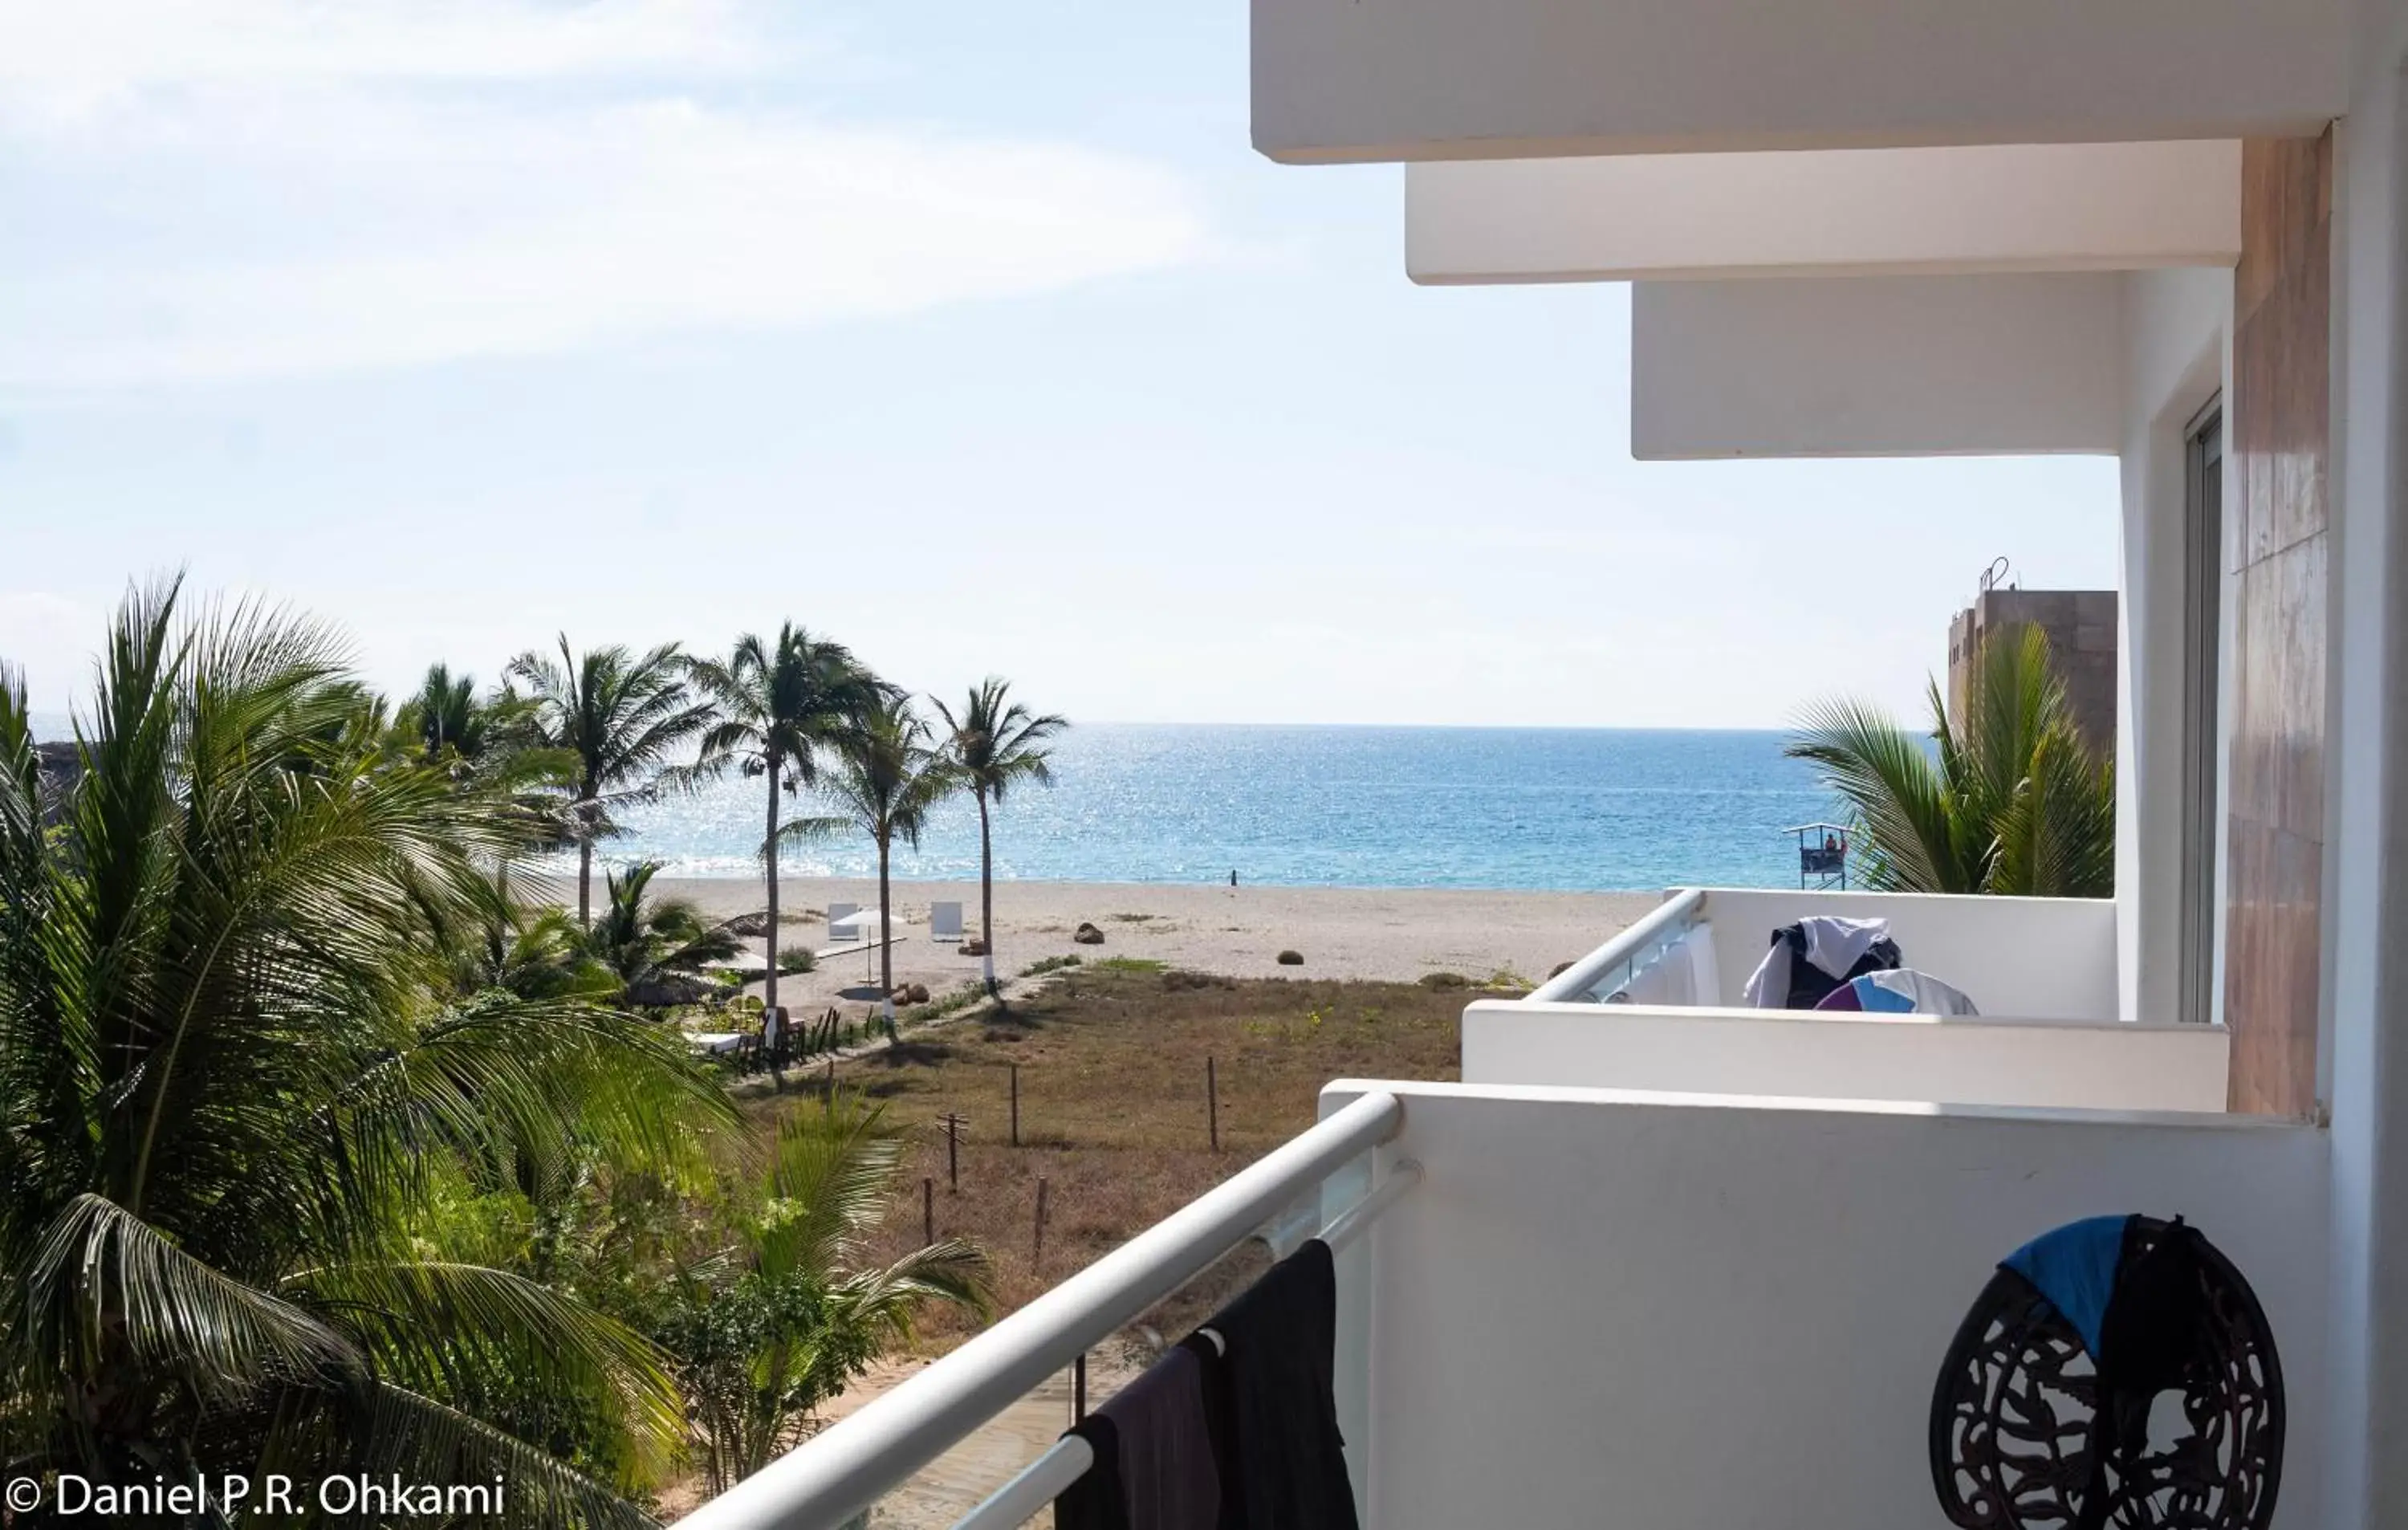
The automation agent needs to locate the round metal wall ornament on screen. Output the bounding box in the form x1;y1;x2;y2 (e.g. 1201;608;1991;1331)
1928;1215;2282;1530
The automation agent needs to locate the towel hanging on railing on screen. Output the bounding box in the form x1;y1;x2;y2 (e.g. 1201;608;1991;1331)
1055;1337;1222;1530
1051;1239;1359;1530
956;1164;1416;1530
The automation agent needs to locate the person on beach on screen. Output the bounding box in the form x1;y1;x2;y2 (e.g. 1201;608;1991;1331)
1230;869;1239;888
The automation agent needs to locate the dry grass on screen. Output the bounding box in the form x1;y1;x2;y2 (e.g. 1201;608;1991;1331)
745;965;1463;1352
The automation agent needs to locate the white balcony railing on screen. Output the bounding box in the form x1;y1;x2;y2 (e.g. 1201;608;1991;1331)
1525;886;1706;1004
683;1077;2324;1530
677;1091;1405;1530
1530;885;2119;1021
1494;888;2229;1111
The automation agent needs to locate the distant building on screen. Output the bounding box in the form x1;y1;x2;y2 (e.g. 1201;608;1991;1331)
1946;588;2117;763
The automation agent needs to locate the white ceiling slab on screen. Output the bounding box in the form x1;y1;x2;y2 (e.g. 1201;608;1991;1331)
1254;0;2343;164
1409;142;2241;285
1631;275;2126;460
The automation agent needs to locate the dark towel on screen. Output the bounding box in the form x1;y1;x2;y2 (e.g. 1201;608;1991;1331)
1056;1414;1130;1530
1054;1345;1221;1530
1202;1239;1361;1530
1774;923;1902;1009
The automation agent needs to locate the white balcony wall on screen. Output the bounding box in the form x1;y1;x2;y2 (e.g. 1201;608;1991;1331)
1630;275;2125;458
1463;1004;2228;1110
1634;886;2120;1021
1408;142;2242;285
1253;0;2344;164
1329;1080;2328;1530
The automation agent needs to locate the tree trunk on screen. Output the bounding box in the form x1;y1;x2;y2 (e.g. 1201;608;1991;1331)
763;755;781;1019
878;833;896;1036
577;836;592;927
978;789;996;992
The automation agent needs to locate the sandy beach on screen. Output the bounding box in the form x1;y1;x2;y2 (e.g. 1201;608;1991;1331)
629;877;1657;1011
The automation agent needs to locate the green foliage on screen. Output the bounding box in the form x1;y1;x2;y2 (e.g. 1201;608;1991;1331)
584;861;743;1003
679;625;885;1016
934;678;1066;988
777;946;819;976
783;695;962;1027
0;580;741;1527
934;678;1066;812
1088;957;1168;975
507;637;713;922
649;1093;988;1493
1021;955;1083;977
1786;626;2115;897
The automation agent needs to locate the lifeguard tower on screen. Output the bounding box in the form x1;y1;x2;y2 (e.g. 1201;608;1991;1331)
1789;821;1850;890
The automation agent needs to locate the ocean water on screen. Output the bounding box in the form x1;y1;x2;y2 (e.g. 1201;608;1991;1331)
22;716;1838;890
590;725;1836;892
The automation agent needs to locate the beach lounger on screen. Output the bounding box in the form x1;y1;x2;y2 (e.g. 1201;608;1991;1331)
930;901;964;940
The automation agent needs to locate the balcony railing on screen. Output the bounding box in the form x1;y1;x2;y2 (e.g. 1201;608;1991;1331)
1525;887;1705;1003
1528;885;2120;1021
1491;887;2227;1112
677;1090;1407;1530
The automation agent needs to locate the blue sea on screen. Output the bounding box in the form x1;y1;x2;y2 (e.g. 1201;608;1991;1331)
23;717;1837;891
591;725;1833;892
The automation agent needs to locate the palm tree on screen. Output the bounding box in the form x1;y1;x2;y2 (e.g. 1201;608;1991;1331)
0;580;738;1527
507;637;713;927
655;1091;986;1492
586;860;743;1008
786;696;958;1030
397;661;486;760
1786;625;2115;897
452;888;620;1003
681;626;883;1019
934;679;1067;992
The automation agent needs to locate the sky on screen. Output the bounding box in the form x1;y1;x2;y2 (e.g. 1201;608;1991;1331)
0;0;2121;730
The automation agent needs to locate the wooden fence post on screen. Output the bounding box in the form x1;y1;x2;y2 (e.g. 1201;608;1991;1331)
1208;1056;1219;1152
923;1178;934;1247
941;1112;965;1192
1033;1177;1049;1271
1010;1063;1021;1147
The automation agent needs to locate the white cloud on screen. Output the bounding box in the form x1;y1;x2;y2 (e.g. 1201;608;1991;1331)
0;0;768;111
0;0;1211;385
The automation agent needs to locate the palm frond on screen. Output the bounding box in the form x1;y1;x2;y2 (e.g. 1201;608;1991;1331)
351;1383;660;1530
17;1194;362;1406
1785;695;1974;893
1787;625;2112;901
284;1261;683;1477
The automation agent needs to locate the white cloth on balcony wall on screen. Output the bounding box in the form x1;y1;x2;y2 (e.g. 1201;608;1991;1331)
1800;917;1892;978
1616;943;1696;1006
1741;916;1894;1007
1685;924;1723;1006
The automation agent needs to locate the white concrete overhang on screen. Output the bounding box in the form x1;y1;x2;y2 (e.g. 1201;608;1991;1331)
1407;142;2241;285
1629;275;2125;460
1253;0;2344;164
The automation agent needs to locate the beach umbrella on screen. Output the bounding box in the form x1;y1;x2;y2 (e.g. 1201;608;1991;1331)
834;907;888;981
